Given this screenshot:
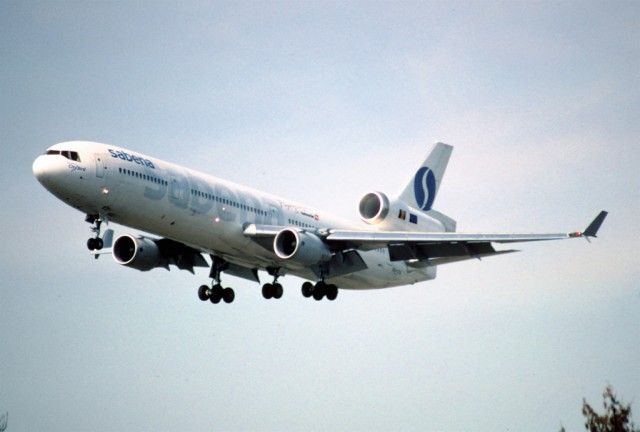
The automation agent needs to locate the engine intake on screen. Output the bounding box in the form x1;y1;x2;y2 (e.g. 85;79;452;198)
359;191;391;225
112;235;168;271
274;229;331;265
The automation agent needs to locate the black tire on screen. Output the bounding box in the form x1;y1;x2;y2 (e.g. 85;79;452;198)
273;283;283;299
87;238;96;250
95;237;104;250
262;283;273;299
326;284;338;301
198;285;209;301
223;288;235;304
210;284;222;304
301;282;313;298
313;282;325;301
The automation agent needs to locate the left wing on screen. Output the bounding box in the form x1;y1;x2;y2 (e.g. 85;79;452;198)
323;211;608;264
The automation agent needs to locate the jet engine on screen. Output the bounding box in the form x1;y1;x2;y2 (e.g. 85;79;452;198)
359;191;394;225
112;235;169;271
358;191;448;231
273;229;331;265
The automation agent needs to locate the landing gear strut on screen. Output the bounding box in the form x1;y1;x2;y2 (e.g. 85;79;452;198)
262;267;283;300
198;256;235;304
86;214;104;251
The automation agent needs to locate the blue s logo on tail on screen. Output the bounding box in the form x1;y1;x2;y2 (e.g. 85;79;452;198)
414;167;436;211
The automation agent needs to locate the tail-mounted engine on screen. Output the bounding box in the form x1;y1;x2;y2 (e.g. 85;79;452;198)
274;229;332;265
358;191;446;231
112;235;169;271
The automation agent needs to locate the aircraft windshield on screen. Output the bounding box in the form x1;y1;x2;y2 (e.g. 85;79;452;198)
46;150;81;162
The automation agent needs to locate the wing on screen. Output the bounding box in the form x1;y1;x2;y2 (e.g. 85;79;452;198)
323;211;608;265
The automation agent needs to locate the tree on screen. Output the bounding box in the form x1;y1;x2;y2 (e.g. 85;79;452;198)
576;386;638;432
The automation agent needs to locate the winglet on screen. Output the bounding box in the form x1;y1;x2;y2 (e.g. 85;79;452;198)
582;211;608;238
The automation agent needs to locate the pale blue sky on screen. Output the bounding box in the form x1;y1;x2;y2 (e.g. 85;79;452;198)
1;1;639;431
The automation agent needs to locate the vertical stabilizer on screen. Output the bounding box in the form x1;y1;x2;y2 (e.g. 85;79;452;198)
398;142;453;212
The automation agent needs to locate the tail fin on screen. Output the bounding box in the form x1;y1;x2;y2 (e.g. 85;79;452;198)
398;142;453;212
397;142;456;232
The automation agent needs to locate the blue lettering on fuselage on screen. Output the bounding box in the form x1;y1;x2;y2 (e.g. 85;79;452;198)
168;171;190;209
139;166;278;225
68;164;86;172
108;149;155;169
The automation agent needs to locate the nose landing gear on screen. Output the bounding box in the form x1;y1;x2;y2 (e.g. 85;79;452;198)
85;214;104;251
85;214;113;257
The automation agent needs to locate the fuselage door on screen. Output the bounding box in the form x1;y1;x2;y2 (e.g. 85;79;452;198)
95;154;105;178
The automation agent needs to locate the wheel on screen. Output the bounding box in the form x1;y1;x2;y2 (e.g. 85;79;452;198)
223;288;235;303
273;283;283;299
326;284;338;301
313;282;326;301
95;237;104;250
210;284;222;304
262;283;273;299
87;238;96;250
198;285;209;301
301;282;313;298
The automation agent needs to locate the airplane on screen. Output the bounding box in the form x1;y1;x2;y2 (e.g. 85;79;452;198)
32;141;607;303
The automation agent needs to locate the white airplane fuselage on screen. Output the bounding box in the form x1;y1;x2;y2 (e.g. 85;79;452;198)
33;141;437;289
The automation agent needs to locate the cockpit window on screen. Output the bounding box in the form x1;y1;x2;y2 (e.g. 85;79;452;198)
46;149;81;162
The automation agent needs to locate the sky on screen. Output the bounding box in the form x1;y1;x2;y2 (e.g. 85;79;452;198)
1;1;639;431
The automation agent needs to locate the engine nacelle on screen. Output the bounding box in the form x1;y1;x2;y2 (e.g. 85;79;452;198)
359;191;393;225
274;229;331;265
112;235;168;272
358;191;446;231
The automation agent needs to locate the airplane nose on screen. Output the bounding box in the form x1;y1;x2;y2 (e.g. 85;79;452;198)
32;154;62;187
32;155;47;181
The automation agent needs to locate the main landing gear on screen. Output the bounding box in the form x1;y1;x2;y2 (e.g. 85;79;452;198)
195;259;339;304
301;281;338;301
198;256;235;304
86;214;104;251
262;267;283;300
198;283;235;304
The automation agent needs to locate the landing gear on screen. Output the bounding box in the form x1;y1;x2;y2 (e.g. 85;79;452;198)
262;282;283;299
198;256;235;305
198;285;209;301
325;283;338;301
207;284;235;304
197;284;235;304
262;267;284;300
302;280;338;301
301;281;313;298
86;214;104;251
87;237;103;251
